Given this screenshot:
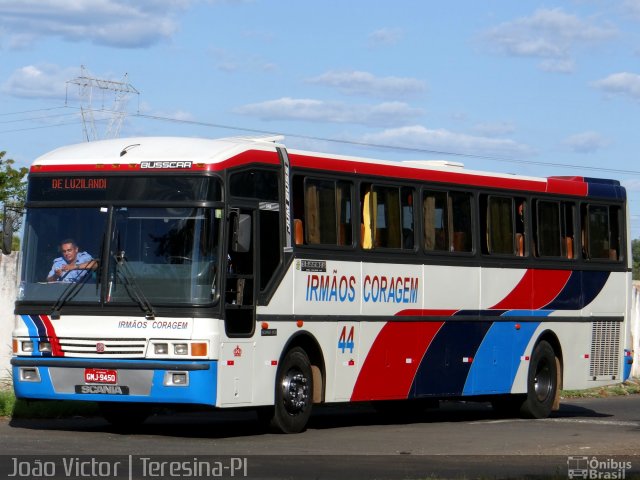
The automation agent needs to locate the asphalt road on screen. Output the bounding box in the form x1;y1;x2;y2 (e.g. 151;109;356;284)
1;395;640;479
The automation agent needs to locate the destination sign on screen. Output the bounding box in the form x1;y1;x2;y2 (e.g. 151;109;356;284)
51;178;108;190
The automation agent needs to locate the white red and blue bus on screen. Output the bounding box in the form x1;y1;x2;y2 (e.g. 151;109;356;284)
10;135;633;433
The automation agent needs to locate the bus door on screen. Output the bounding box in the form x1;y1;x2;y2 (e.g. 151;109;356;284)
224;207;256;337
219;206;256;406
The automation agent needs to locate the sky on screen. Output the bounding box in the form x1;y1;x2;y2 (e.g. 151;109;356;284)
1;0;640;239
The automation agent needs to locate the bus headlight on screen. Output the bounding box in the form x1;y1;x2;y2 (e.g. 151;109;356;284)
39;342;52;353
154;343;169;355
174;344;188;355
22;341;34;353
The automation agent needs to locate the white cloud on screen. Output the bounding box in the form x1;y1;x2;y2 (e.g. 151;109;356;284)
472;121;516;137
563;131;610;153
539;58;576;74
592;72;640;99
209;47;277;73
306;70;426;99
484;8;616;72
368;28;403;48
234;97;423;128
1;64;79;99
0;0;194;48
360;125;534;158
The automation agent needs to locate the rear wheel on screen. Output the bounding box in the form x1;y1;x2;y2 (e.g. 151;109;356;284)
268;347;313;434
520;340;558;419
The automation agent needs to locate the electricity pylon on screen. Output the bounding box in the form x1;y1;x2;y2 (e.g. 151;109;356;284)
66;65;139;142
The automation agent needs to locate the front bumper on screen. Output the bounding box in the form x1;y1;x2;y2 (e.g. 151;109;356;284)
11;357;218;405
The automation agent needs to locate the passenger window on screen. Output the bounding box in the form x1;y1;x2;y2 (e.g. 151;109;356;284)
536;201;562;257
534;200;576;259
582;204;621;260
481;195;526;256
423;190;473;253
423;191;448;251
361;184;414;250
296;178;353;247
485;196;515;255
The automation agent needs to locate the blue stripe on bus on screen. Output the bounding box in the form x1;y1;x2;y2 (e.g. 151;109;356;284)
410;321;491;397
462;321;540;395
543;270;609;311
20;315;48;357
20;315;40;338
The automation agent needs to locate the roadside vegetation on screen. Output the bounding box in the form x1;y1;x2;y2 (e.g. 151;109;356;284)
0;377;98;419
561;377;640;399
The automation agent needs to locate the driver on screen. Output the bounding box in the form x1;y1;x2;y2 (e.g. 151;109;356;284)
47;239;97;282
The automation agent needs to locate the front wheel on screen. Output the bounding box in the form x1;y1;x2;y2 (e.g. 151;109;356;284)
520;340;558;419
268;347;314;434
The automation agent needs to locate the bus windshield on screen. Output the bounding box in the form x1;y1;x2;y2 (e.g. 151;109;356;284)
19;206;221;306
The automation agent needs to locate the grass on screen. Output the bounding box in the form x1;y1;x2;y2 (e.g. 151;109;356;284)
561;377;640;399
0;386;98;420
0;389;16;417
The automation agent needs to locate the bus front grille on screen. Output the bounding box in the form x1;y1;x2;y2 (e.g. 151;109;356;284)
57;338;147;358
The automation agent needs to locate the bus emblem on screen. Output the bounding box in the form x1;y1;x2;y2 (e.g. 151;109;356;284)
96;342;105;353
233;346;242;357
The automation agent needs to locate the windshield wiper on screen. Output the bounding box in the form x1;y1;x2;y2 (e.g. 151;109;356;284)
50;263;98;320
113;250;156;320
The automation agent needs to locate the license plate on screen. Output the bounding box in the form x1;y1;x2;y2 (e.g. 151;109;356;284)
84;368;117;384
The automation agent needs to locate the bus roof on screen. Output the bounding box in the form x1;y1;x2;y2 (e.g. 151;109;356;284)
30;135;625;200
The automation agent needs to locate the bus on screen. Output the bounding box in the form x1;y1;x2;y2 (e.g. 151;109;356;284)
9;135;633;433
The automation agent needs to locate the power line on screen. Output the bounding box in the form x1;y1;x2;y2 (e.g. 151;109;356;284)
0;111;79;125
0;106;68;117
3;105;640;177
133;112;640;176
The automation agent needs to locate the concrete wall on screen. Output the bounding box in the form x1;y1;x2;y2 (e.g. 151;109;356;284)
0;252;18;383
632;282;640;379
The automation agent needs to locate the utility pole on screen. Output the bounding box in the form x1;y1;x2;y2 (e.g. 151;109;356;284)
66;65;140;142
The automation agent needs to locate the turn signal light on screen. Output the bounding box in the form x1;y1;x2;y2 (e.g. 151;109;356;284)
191;343;208;357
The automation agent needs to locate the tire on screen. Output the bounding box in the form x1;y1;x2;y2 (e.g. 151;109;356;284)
519;340;558;419
99;403;151;429
269;347;314;434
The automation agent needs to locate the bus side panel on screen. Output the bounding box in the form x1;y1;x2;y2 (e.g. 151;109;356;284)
463;320;540;395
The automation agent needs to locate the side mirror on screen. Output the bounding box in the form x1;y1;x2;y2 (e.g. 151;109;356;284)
1;209;13;254
232;213;251;253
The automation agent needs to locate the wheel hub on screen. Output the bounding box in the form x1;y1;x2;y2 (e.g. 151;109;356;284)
281;369;309;414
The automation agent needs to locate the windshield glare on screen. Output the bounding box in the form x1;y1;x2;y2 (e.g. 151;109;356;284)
19;206;221;306
109;207;220;305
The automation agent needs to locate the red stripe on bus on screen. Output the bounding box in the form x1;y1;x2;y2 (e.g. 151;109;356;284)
490;269;572;310
350;321;443;402
38;314;64;357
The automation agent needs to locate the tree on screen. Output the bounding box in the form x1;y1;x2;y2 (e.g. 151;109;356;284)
633;238;639;281
0;151;28;251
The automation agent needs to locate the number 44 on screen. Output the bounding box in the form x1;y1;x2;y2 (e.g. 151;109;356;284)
338;326;355;354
